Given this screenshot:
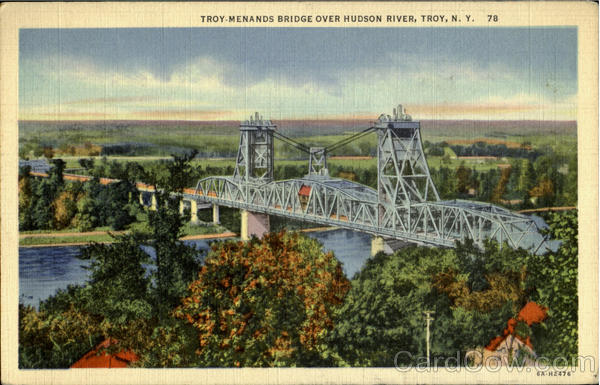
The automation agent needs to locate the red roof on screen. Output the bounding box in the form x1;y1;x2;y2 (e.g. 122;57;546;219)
298;185;311;197
71;338;139;368
517;301;548;326
485;302;548;352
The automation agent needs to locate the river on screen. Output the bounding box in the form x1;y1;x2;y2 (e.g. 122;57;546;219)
19;215;558;308
19;229;373;308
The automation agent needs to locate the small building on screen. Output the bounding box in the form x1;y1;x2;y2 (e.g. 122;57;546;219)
457;156;498;163
467;302;547;367
70;338;139;368
19;159;52;173
298;185;311;210
480;318;536;366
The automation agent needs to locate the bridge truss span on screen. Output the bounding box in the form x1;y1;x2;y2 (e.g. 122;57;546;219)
189;175;545;252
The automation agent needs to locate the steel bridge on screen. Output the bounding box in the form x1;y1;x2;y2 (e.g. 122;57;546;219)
178;106;547;254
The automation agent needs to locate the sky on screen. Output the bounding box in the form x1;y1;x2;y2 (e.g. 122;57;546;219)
19;27;577;121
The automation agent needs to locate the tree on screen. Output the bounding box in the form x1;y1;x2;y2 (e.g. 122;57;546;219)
70;165;139;231
328;247;460;366
431;166;457;199
328;243;528;367
563;155;577;206
468;168;480;196
49;159;66;186
491;166;511;204
31;179;56;229
438;240;529;313
19;303;102;369
18;166;35;230
73;193;98;231
532;153;567;207
526;211;578;360
175;231;350;367
27;159;67;229
105;181;138;230
518;160;536;208
78;233;154;325
507;160;522;197
141;151;204;318
477;169;500;202
75;151;203;320
20;236;146;366
148;194;202;317
455;163;471;195
53;183;83;230
519;160;536;193
42;146;55;159
529;178;554;207
78;157;95;172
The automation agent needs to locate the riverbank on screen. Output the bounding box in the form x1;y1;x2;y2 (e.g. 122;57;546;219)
19;231;238;248
19;226;338;247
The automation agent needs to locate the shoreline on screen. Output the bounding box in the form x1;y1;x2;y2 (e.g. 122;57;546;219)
20;230;128;239
19;227;338;248
19;231;238;248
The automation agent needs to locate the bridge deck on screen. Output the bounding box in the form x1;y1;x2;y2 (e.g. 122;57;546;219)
28;171;548;253
187;175;548;253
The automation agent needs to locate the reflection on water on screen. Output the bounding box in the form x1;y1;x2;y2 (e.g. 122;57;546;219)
19;229;373;308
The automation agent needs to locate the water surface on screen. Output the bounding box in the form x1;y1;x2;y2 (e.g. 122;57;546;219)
19;229;372;308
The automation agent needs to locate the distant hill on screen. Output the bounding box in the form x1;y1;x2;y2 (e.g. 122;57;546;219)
20;119;577;138
276;119;577;137
18;118;576;159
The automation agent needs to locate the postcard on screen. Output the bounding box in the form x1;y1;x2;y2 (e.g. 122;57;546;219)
1;2;597;384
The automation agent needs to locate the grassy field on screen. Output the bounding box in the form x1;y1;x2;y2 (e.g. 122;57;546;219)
20;119;576;160
19;211;230;246
20;234;116;246
20;226;113;235
60;153;517;175
34;122;574;175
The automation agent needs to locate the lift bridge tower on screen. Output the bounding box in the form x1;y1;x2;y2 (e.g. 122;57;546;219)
375;104;439;206
232;112;275;239
233;112;275;183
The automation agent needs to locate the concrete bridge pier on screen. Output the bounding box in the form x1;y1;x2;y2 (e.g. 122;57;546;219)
371;236;410;257
178;199;198;223
150;194;157;211
212;204;220;225
241;209;270;241
139;192;144;206
371;236;386;257
189;200;199;223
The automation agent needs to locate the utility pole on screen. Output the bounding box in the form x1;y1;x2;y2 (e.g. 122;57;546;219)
423;310;435;367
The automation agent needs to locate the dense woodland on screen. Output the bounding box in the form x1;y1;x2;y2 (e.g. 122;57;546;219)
19;152;578;368
19;160;140;232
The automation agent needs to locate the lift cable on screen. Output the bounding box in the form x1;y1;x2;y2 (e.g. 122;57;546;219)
273;131;311;154
325;126;376;154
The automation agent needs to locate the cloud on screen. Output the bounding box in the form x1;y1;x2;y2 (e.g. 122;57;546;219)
129;109;235;120
19;50;577;121
62;96;151;105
